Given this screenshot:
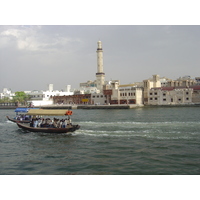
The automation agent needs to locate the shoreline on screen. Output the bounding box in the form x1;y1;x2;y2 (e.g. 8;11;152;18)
1;104;200;109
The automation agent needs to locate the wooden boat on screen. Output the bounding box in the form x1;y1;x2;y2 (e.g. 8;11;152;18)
16;109;80;133
7;116;31;123
17;122;80;133
6;107;37;123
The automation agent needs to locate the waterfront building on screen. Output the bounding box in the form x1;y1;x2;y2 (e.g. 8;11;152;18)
192;85;200;103
195;77;200;85
148;87;193;105
0;88;15;100
80;80;97;88
143;75;162;105
145;75;199;105
53;94;92;105
167;76;196;87
25;84;73;106
106;81;143;105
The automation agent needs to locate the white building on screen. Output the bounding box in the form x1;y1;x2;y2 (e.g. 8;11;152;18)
0;88;15;99
26;84;73;106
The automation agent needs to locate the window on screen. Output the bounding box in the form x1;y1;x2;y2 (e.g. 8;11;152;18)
186;98;189;101
154;92;157;95
150;93;152;95
150;98;153;100
155;97;157;100
163;99;166;101
163;93;166;96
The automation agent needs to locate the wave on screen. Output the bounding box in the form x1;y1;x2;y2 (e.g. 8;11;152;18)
75;129;195;140
78;121;200;125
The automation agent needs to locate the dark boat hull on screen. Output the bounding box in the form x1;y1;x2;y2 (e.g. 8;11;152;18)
17;122;80;133
7;116;31;123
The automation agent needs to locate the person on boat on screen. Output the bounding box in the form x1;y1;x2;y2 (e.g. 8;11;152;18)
40;118;44;127
57;120;61;128
67;116;72;125
38;118;42;127
62;119;67;128
34;118;38;128
53;119;57;128
30;119;34;127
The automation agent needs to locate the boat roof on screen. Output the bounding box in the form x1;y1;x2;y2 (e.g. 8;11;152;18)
27;109;71;116
15;107;39;113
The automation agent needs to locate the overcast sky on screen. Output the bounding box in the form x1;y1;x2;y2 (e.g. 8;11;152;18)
1;25;200;92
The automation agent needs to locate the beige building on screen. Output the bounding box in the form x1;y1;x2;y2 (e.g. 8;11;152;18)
148;87;193;105
143;75;161;105
143;75;199;105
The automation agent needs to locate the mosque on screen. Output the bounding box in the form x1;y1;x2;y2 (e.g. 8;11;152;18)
1;41;200;107
54;40;200;106
54;41;144;106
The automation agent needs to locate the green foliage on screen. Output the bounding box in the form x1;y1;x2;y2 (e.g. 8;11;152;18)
0;91;31;105
13;91;31;105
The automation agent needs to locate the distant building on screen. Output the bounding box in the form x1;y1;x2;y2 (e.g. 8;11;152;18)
0;88;15;100
53;94;92;105
25;84;73;106
148;87;193;105
144;75;199;105
80;80;97;88
143;75;161;105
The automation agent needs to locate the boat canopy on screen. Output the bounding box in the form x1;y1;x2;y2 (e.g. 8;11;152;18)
27;109;72;116
15;107;39;113
15;108;30;113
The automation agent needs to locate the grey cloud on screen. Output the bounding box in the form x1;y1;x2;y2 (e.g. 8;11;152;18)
1;25;200;92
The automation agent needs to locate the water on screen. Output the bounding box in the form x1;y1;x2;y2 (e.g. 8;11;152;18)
0;107;200;175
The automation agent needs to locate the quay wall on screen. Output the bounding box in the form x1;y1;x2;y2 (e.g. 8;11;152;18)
1;104;200;110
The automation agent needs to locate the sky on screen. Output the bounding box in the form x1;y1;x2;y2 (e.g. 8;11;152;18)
1;1;200;93
1;25;200;92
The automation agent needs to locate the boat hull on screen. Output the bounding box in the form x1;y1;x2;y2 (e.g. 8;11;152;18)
17;122;80;133
7;116;31;123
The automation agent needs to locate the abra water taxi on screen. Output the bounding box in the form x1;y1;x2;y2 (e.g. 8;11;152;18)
7;107;38;123
16;109;80;133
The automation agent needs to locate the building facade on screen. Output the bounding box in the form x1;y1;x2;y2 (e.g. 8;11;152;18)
53;94;92;105
25;84;73;106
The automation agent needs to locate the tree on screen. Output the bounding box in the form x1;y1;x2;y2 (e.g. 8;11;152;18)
13;91;31;106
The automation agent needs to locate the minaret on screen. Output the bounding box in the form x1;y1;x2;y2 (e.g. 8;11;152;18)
96;41;105;92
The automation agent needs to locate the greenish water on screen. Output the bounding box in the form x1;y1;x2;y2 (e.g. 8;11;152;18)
0;107;200;175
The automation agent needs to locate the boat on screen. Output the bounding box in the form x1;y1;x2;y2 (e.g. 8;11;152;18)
17;123;80;133
6;116;31;123
7;107;38;123
16;109;80;133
